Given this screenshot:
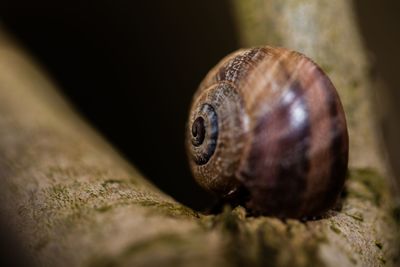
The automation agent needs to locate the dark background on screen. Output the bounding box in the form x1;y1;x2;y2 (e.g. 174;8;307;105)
0;0;399;212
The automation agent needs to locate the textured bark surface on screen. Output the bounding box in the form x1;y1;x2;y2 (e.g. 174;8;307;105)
0;0;399;266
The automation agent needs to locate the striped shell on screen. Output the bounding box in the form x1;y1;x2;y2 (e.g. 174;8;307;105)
186;46;349;218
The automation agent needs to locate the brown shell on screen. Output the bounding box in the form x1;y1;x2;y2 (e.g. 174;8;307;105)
186;46;349;218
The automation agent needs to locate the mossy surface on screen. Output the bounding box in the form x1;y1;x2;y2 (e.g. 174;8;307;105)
347;169;386;205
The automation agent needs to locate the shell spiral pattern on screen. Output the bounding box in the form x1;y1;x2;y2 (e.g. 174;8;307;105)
186;46;349;218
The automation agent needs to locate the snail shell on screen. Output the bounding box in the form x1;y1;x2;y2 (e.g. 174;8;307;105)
186;46;349;218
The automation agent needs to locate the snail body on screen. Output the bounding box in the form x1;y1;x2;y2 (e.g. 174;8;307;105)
186;46;348;218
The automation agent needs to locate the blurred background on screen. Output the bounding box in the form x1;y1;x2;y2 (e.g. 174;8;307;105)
0;0;398;214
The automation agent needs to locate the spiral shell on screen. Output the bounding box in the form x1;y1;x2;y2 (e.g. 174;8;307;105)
186;46;349;218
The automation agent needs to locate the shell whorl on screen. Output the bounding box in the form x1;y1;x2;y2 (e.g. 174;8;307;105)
186;46;349;218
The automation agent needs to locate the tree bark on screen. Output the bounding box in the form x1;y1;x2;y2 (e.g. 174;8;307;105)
0;1;398;266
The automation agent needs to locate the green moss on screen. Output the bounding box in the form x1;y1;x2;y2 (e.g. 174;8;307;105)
344;212;364;222
45;179;198;222
137;199;199;218
51;184;69;197
95;205;112;213
256;227;280;267
330;223;341;234
210;207;326;267
257;220;325;267
48;184;73;209
347;169;385;205
349;256;358;265
217;206;241;233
